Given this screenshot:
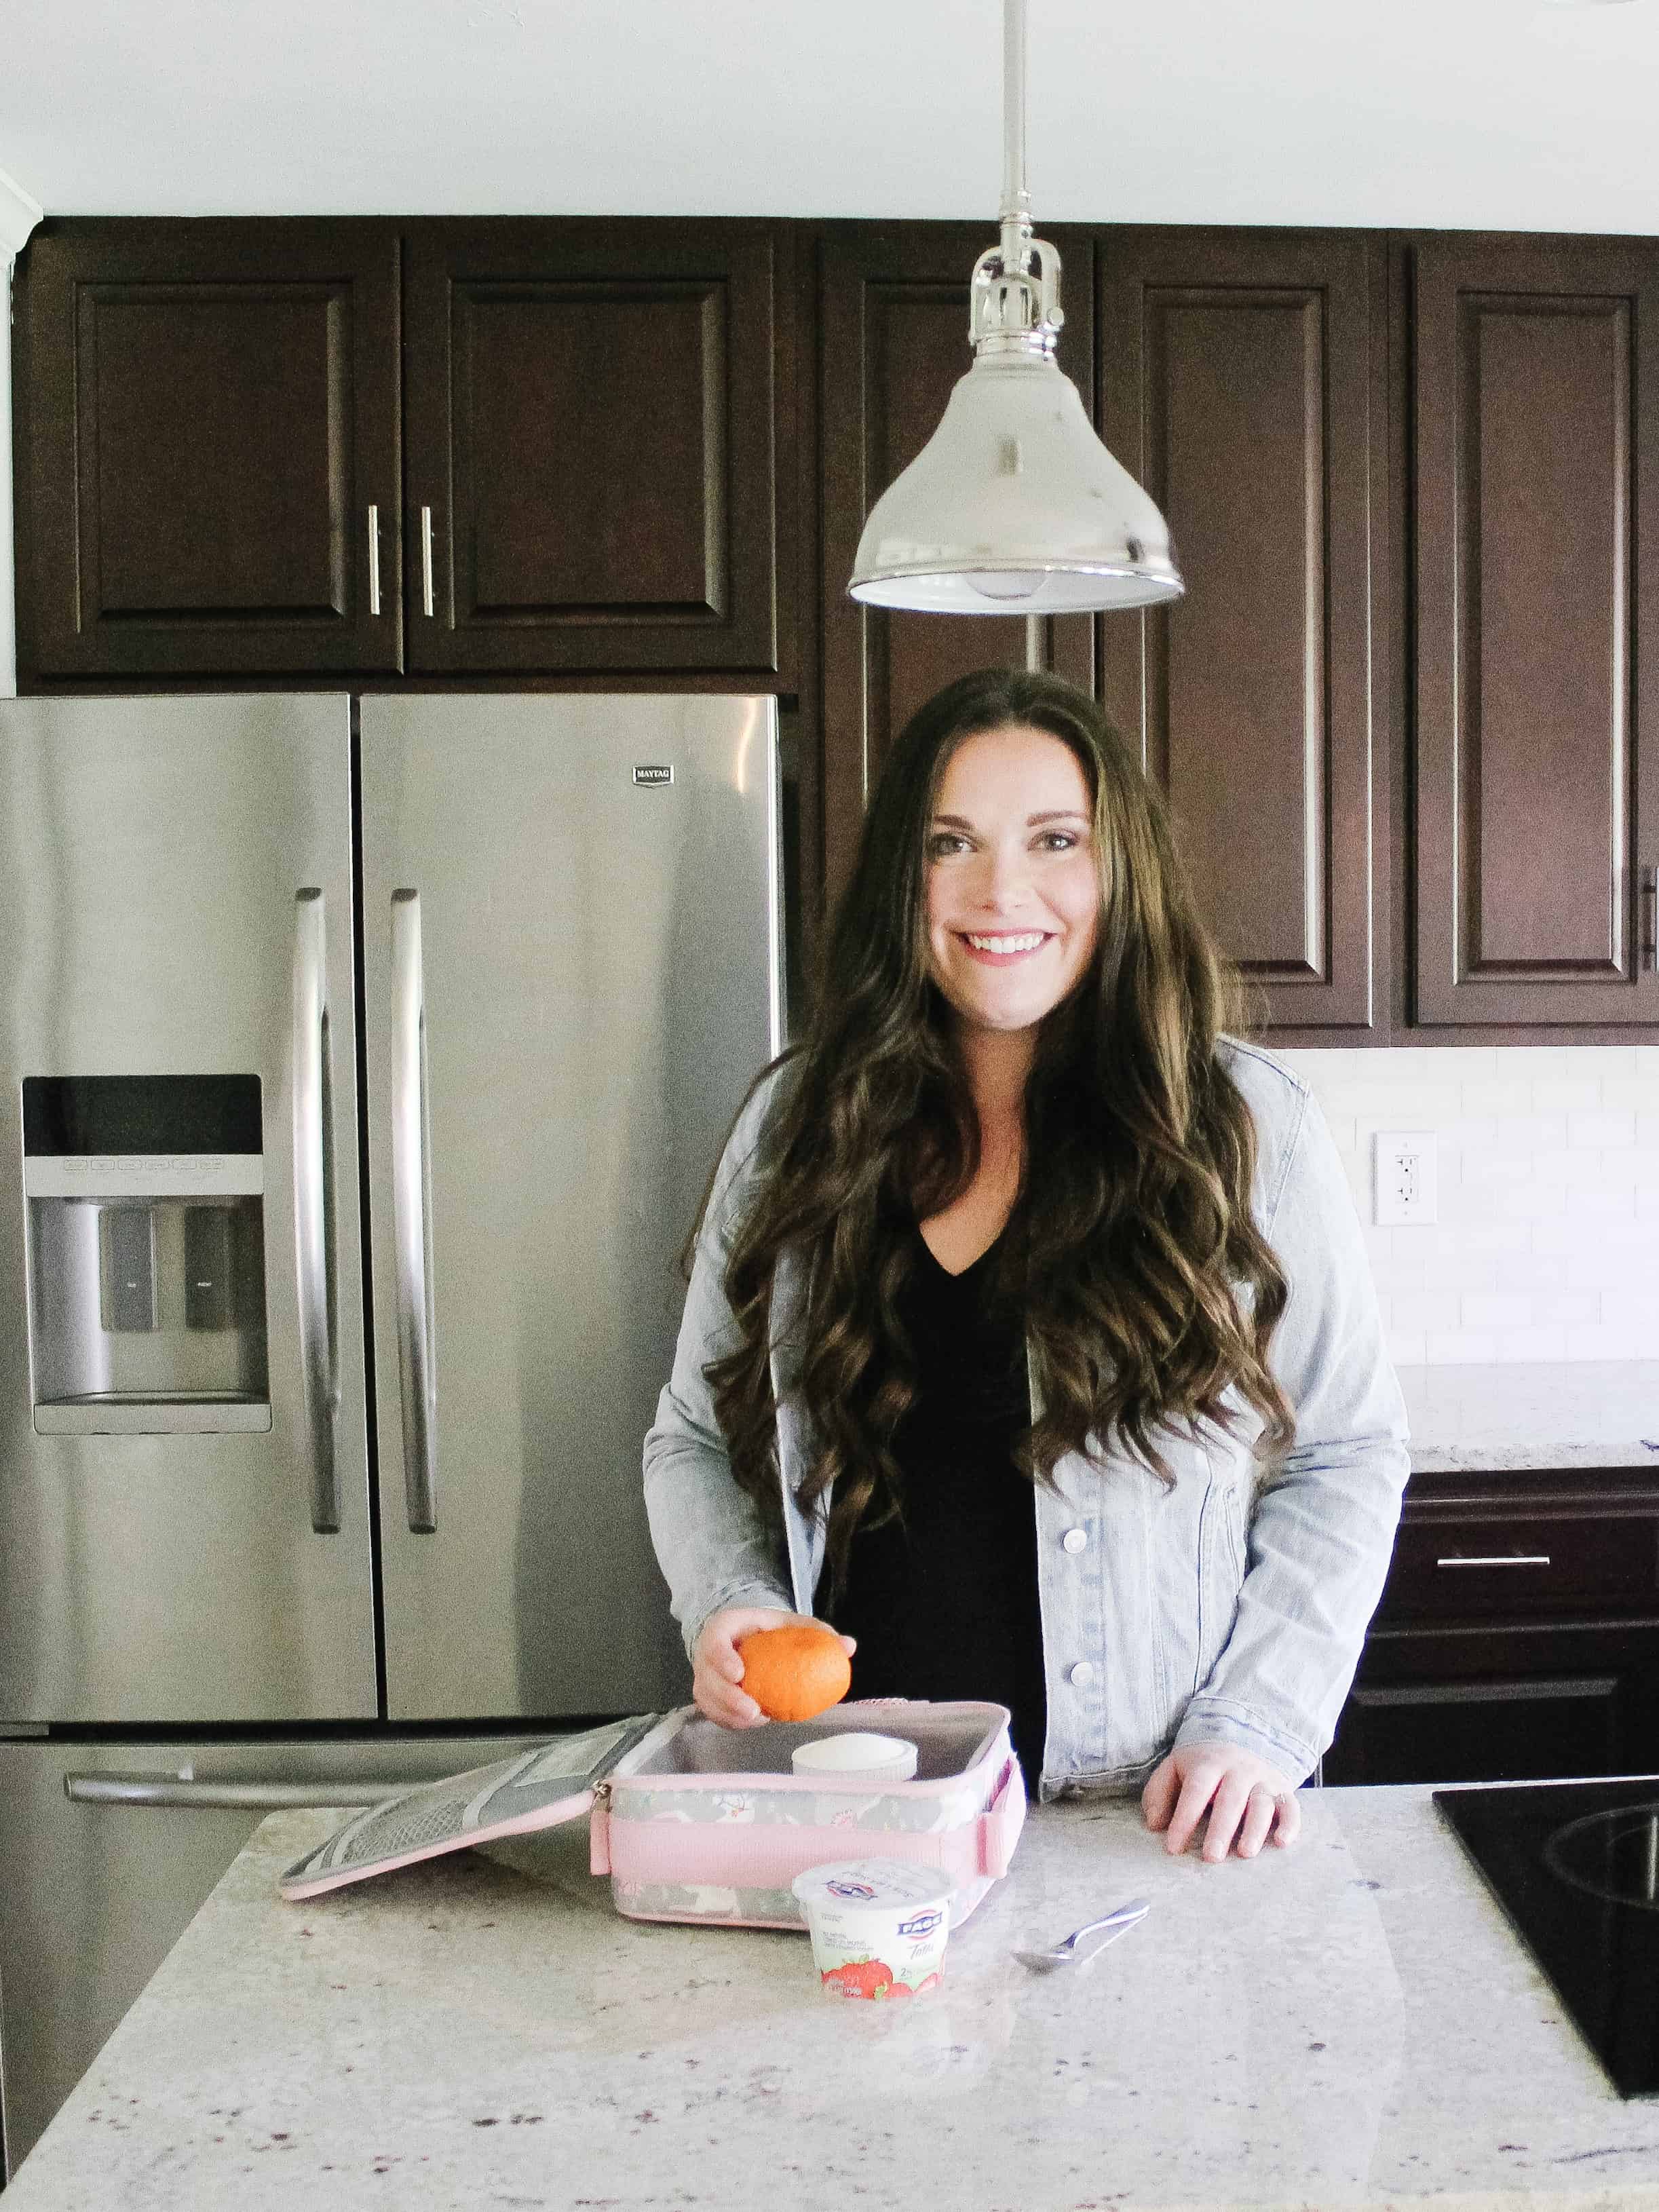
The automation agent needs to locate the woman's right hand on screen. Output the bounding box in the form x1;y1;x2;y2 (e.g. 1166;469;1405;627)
691;1607;856;1730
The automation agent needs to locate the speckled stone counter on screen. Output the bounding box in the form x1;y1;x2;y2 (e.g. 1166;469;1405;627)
8;1785;1659;2211
1400;1360;1659;1474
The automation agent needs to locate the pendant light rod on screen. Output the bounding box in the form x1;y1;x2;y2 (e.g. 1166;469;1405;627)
1002;0;1031;260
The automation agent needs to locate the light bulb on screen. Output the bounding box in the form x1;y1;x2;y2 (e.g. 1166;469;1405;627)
967;569;1046;603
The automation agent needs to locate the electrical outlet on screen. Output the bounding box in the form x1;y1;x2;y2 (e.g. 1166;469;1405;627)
1373;1130;1438;1226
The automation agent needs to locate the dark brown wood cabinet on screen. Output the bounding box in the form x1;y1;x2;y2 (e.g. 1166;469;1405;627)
1099;230;1385;1035
14;216;788;686
402;219;784;676
11;213;1659;1043
1411;237;1659;1027
818;223;1095;911
15;220;402;678
1324;1469;1659;1785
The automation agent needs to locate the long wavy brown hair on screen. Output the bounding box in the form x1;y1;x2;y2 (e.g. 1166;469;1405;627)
702;668;1295;1581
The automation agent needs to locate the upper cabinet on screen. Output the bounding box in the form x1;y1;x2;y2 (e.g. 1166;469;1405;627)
1411;237;1659;1026
818;223;1094;905
1099;229;1384;1035
15;221;402;677
11;213;1659;1040
401;220;783;676
14;217;788;685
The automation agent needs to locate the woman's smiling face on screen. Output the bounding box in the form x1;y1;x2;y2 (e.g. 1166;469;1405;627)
924;722;1103;1040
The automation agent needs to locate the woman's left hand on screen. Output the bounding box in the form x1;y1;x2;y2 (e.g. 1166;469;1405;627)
1141;1744;1301;1861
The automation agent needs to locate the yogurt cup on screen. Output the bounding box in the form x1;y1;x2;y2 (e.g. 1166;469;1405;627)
791;1858;953;1999
790;1732;918;1785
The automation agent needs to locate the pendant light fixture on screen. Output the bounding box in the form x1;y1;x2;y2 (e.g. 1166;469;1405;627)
848;0;1183;615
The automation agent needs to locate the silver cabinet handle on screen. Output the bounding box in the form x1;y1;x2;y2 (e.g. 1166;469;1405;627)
1643;866;1657;975
391;889;437;1533
292;890;339;1535
66;1773;408;1809
368;503;382;617
1435;1554;1552;1568
419;504;436;618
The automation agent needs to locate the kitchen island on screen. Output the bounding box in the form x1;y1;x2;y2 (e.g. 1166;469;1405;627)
7;1785;1659;2211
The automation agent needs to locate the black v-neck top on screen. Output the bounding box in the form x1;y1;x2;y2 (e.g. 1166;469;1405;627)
828;1227;1048;1789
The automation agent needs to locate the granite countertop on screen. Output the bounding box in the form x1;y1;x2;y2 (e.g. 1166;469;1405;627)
9;1785;1659;2211
1398;1359;1659;1474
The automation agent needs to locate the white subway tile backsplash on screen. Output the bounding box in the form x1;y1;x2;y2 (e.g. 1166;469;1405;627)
1531;1079;1604;1114
1443;1223;1531;1255
1488;1325;1570;1362
1458;1151;1533;1187
1424;1327;1503;1364
1567;1319;1656;1360
1569;1111;1638;1148
1280;1044;1659;1367
1497;1185;1570;1221
1390;1290;1464;1333
1533;1291;1603;1326
1600;1078;1659;1113
1461;1083;1531;1120
1491;1116;1567;1149
1565;1244;1652;1289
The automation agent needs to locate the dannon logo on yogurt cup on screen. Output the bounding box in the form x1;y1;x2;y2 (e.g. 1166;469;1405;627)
896;1909;944;1938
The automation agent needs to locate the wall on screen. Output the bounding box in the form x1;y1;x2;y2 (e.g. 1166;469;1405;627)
0;166;44;698
1275;1046;1659;1368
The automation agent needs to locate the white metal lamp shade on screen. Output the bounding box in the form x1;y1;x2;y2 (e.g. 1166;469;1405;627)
847;0;1182;619
847;347;1183;614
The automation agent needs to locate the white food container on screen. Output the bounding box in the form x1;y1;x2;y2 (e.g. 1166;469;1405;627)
791;1858;954;1998
790;1731;919;1784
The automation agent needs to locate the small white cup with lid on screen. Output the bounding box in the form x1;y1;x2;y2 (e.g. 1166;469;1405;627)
790;1731;918;1785
791;1858;953;1999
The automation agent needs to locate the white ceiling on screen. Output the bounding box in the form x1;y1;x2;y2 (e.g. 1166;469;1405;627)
4;0;1659;233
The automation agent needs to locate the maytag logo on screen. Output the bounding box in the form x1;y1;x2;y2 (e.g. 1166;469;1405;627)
633;764;674;787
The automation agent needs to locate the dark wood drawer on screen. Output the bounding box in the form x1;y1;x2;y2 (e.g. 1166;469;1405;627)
1377;1513;1659;1624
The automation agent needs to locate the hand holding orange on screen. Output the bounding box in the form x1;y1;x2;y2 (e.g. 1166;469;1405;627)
734;1619;853;1722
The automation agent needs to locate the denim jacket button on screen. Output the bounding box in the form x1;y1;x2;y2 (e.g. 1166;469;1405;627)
1067;1660;1096;1687
1061;1527;1088;1555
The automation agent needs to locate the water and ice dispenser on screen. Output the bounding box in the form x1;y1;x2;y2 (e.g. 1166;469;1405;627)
23;1075;270;1432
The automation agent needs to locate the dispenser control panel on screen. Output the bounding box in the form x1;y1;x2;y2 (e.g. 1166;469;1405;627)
22;1075;270;1434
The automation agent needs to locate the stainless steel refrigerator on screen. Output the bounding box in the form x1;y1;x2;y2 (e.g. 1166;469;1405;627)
0;692;781;2175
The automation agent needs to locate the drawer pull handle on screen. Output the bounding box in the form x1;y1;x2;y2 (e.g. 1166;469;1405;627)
420;505;436;618
1434;1553;1552;1569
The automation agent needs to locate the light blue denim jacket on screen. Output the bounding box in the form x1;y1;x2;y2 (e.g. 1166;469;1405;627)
643;1038;1410;1798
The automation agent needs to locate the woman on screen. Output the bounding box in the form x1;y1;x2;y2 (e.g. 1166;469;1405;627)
645;669;1408;1863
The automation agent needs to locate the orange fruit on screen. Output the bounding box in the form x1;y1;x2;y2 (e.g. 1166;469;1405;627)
736;1620;852;1722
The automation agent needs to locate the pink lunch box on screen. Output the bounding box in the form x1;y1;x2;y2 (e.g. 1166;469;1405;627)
279;1698;1027;1930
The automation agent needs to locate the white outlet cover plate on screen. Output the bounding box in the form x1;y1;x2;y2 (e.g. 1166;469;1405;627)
1373;1129;1438;1226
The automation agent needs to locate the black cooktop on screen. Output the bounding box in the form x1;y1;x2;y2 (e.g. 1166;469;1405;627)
1436;1776;1659;2098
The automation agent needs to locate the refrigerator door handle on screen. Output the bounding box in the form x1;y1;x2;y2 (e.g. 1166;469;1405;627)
292;888;339;1535
391;889;438;1533
65;1772;406;1809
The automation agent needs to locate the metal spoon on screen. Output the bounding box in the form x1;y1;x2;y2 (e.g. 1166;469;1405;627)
1013;1896;1150;1973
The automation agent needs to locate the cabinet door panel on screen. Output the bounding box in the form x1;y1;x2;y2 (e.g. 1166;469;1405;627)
1100;231;1379;1033
820;226;1095;912
1377;1512;1659;1624
1327;1671;1626;1785
18;221;402;679
1414;241;1659;1023
403;221;778;674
